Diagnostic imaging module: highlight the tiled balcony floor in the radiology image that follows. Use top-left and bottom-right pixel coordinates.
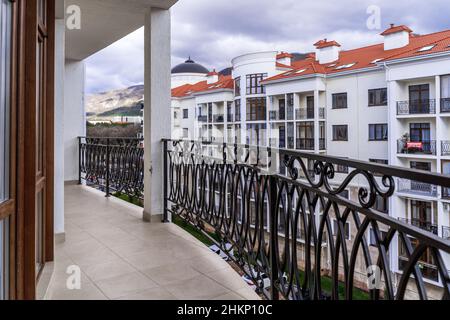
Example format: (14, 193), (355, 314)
(44, 185), (259, 300)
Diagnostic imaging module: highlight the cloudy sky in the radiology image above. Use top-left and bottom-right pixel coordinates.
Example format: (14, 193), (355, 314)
(85, 0), (450, 94)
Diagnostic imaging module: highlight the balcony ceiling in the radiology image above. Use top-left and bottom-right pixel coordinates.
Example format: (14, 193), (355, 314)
(63, 0), (178, 60)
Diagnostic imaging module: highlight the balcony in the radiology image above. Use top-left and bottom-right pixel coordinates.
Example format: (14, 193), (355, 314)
(441, 98), (450, 113)
(397, 178), (438, 197)
(443, 226), (450, 240)
(296, 138), (315, 151)
(442, 187), (450, 200)
(295, 108), (314, 120)
(397, 140), (436, 156)
(269, 110), (285, 121)
(213, 114), (224, 123)
(319, 138), (326, 150)
(44, 185), (258, 300)
(397, 99), (436, 115)
(398, 218), (438, 235)
(442, 141), (450, 156)
(319, 107), (326, 119)
(163, 139), (450, 300)
(197, 115), (208, 123)
(227, 113), (234, 123)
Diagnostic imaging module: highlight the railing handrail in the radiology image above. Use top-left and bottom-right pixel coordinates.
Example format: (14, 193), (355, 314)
(163, 138), (450, 188)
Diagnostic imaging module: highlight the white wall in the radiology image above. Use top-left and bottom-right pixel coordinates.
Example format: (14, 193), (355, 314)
(54, 19), (66, 235)
(64, 60), (86, 182)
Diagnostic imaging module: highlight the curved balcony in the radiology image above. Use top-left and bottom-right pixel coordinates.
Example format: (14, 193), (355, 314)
(397, 99), (436, 115)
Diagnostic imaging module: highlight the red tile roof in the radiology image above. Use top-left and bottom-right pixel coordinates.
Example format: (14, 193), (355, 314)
(276, 52), (293, 59)
(263, 29), (450, 83)
(315, 40), (341, 49)
(380, 24), (413, 36)
(172, 75), (234, 98)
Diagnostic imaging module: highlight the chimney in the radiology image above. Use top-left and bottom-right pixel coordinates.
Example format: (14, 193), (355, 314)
(207, 69), (219, 84)
(276, 52), (293, 66)
(381, 24), (413, 50)
(314, 39), (341, 64)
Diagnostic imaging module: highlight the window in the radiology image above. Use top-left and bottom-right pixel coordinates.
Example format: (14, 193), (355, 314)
(369, 124), (388, 141)
(333, 220), (351, 240)
(410, 161), (431, 172)
(182, 109), (188, 119)
(332, 93), (347, 109)
(235, 99), (241, 121)
(246, 97), (266, 121)
(246, 73), (267, 95)
(332, 125), (348, 141)
(374, 194), (389, 213)
(368, 88), (387, 106)
(369, 229), (387, 247)
(339, 190), (350, 199)
(234, 77), (241, 96)
(182, 128), (189, 138)
(0, 0), (12, 301)
(246, 123), (266, 146)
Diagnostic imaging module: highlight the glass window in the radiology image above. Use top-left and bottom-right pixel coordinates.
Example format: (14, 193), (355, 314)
(182, 109), (188, 119)
(332, 93), (347, 109)
(368, 88), (388, 106)
(369, 123), (388, 141)
(246, 97), (266, 121)
(332, 219), (351, 240)
(246, 73), (267, 95)
(332, 125), (348, 141)
(234, 77), (241, 97)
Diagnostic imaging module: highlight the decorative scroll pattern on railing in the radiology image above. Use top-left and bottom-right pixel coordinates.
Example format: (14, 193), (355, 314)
(163, 139), (450, 300)
(397, 99), (436, 115)
(79, 137), (144, 199)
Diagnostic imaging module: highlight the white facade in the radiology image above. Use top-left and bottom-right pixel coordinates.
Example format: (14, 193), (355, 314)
(171, 33), (450, 290)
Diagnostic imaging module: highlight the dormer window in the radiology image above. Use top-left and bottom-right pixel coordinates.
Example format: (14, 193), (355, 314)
(335, 63), (356, 70)
(371, 58), (383, 64)
(295, 69), (307, 74)
(418, 45), (435, 52)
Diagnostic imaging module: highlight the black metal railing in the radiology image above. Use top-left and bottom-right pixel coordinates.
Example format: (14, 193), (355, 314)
(295, 108), (315, 120)
(78, 137), (144, 199)
(398, 218), (438, 235)
(397, 139), (437, 155)
(442, 141), (450, 156)
(397, 178), (438, 197)
(213, 114), (224, 123)
(162, 139), (450, 300)
(443, 187), (450, 200)
(197, 115), (208, 122)
(441, 98), (450, 113)
(296, 138), (315, 151)
(397, 99), (436, 115)
(227, 113), (234, 123)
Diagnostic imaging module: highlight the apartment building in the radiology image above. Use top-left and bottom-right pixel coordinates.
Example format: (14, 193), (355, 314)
(171, 24), (450, 295)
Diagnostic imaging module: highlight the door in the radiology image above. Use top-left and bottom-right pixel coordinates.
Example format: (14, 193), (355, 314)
(279, 126), (285, 149)
(410, 200), (434, 231)
(306, 96), (314, 119)
(0, 0), (13, 300)
(278, 99), (285, 120)
(409, 84), (430, 113)
(410, 123), (431, 153)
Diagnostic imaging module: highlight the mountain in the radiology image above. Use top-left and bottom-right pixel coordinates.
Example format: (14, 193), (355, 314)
(86, 85), (144, 117)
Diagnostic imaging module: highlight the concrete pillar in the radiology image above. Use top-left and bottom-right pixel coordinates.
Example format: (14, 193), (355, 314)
(143, 7), (171, 222)
(64, 60), (86, 182)
(54, 18), (65, 240)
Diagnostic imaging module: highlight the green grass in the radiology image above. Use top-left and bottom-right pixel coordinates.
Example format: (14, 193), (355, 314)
(113, 192), (143, 208)
(172, 215), (220, 246)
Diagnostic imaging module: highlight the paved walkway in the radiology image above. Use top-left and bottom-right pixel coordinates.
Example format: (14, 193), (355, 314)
(44, 185), (259, 300)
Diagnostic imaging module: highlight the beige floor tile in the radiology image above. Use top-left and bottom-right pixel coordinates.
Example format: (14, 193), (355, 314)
(166, 275), (230, 300)
(69, 246), (120, 268)
(206, 268), (249, 291)
(109, 239), (154, 258)
(115, 287), (177, 300)
(188, 253), (232, 274)
(212, 292), (246, 300)
(46, 282), (108, 300)
(123, 249), (179, 270)
(95, 271), (158, 299)
(83, 258), (137, 282)
(142, 262), (201, 286)
(235, 286), (261, 300)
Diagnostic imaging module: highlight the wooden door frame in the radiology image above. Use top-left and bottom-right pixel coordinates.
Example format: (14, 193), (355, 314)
(10, 0), (55, 300)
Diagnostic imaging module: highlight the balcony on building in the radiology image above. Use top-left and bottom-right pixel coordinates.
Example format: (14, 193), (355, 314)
(397, 178), (438, 198)
(213, 114), (225, 123)
(397, 99), (436, 115)
(397, 139), (437, 156)
(441, 98), (450, 113)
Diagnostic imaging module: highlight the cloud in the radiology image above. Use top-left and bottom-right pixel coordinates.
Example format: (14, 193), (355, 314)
(85, 0), (450, 93)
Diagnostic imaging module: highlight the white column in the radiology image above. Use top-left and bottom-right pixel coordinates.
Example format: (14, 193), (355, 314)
(314, 90), (320, 152)
(54, 18), (65, 239)
(143, 7), (171, 222)
(64, 60), (86, 182)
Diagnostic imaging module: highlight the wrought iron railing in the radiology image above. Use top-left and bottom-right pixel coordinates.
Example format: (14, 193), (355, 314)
(162, 139), (450, 300)
(443, 187), (450, 200)
(397, 179), (438, 197)
(213, 114), (224, 123)
(398, 218), (438, 235)
(442, 141), (450, 156)
(295, 108), (315, 120)
(397, 139), (437, 155)
(197, 115), (208, 122)
(441, 98), (450, 113)
(296, 138), (315, 151)
(397, 99), (436, 115)
(78, 137), (144, 199)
